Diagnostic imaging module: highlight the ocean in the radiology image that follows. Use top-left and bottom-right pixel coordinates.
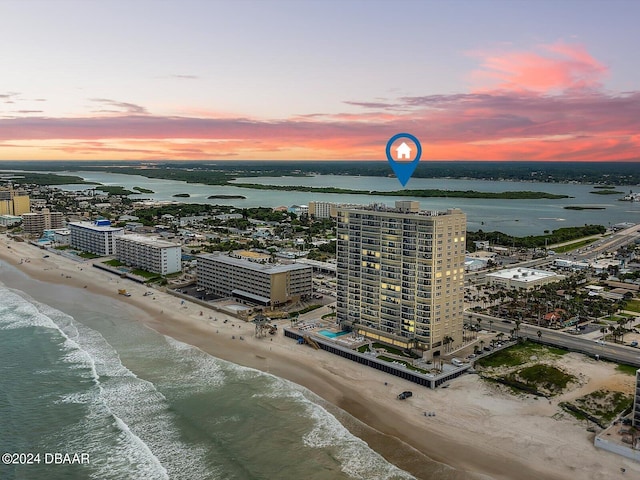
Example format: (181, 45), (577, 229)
(0, 262), (427, 480)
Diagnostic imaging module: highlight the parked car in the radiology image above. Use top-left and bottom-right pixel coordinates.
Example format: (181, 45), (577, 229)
(397, 391), (413, 400)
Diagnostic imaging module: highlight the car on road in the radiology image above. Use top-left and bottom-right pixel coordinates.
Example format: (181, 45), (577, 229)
(397, 391), (413, 400)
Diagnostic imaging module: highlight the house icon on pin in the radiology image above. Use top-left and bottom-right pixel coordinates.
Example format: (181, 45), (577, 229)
(396, 142), (412, 160)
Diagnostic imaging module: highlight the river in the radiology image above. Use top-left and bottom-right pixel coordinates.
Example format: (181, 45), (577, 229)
(53, 171), (640, 235)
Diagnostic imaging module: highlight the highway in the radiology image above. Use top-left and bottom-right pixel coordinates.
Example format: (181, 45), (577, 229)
(465, 311), (640, 368)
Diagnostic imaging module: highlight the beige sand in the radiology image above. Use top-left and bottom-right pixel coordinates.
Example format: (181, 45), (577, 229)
(1, 235), (638, 480)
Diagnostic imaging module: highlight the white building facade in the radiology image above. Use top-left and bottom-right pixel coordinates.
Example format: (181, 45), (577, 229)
(485, 267), (564, 290)
(115, 234), (182, 275)
(69, 221), (124, 256)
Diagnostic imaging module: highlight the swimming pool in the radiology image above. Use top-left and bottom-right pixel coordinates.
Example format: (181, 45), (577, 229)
(318, 329), (349, 339)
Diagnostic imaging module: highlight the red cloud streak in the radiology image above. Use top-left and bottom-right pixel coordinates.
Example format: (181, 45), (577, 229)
(0, 42), (637, 161)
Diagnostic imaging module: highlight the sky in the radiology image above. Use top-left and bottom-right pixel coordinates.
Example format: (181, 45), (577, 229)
(1, 0), (640, 162)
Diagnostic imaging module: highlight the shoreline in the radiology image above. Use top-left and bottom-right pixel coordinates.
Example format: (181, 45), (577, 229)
(1, 236), (638, 480)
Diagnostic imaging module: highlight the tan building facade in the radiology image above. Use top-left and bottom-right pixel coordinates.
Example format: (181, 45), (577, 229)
(0, 188), (30, 215)
(21, 209), (64, 236)
(336, 201), (466, 355)
(196, 253), (313, 306)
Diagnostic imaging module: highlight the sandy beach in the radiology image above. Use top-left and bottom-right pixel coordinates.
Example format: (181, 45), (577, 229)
(1, 235), (638, 480)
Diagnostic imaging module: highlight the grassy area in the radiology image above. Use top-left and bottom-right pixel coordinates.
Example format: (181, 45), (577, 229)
(78, 251), (100, 259)
(321, 312), (336, 319)
(624, 299), (640, 313)
(376, 355), (428, 374)
(103, 259), (124, 267)
(565, 389), (633, 424)
(131, 269), (161, 280)
(553, 238), (597, 253)
(513, 364), (575, 393)
(54, 245), (71, 250)
(476, 341), (568, 368)
(357, 342), (420, 359)
(615, 364), (639, 376)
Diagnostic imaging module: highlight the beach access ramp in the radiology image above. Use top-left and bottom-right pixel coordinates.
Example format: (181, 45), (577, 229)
(302, 335), (320, 350)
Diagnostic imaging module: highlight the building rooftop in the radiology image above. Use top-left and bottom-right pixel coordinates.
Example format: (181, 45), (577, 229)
(198, 253), (312, 274)
(118, 234), (181, 248)
(68, 221), (123, 232)
(338, 201), (464, 217)
(486, 267), (559, 283)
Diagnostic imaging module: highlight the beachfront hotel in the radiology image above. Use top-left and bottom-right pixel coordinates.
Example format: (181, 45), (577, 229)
(115, 234), (182, 275)
(196, 253), (313, 307)
(69, 220), (124, 256)
(336, 201), (466, 356)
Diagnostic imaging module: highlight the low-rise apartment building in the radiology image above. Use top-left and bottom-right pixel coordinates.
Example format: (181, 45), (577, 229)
(196, 253), (313, 306)
(115, 234), (182, 275)
(69, 220), (124, 256)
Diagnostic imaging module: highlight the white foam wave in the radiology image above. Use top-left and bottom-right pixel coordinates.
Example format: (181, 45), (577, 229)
(160, 335), (227, 392)
(302, 397), (415, 480)
(252, 373), (415, 480)
(0, 287), (215, 480)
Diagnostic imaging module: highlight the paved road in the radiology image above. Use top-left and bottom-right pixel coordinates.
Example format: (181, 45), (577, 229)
(465, 311), (640, 367)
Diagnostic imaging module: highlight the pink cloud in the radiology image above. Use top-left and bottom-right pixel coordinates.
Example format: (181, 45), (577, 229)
(470, 41), (608, 93)
(0, 42), (638, 162)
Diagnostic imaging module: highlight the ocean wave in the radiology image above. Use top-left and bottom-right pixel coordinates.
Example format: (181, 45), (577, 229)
(0, 287), (215, 480)
(160, 336), (227, 392)
(301, 392), (415, 480)
(253, 373), (415, 480)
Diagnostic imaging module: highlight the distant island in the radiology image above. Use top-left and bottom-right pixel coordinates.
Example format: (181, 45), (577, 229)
(231, 183), (571, 199)
(133, 186), (154, 194)
(589, 190), (623, 195)
(173, 193), (190, 198)
(564, 206), (606, 210)
(207, 194), (246, 199)
(95, 186), (134, 195)
(4, 160), (640, 186)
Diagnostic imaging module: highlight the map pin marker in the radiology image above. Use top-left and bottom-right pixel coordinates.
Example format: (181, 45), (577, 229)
(385, 133), (422, 187)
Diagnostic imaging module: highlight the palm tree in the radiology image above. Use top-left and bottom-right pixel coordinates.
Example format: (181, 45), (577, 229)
(443, 335), (454, 353)
(480, 340), (485, 352)
(537, 330), (542, 340)
(488, 319), (493, 332)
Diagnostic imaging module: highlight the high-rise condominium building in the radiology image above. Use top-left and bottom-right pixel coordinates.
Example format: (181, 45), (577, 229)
(336, 201), (466, 356)
(21, 209), (64, 235)
(0, 187), (30, 215)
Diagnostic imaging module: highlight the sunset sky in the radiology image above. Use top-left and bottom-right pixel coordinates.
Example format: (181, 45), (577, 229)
(1, 0), (639, 162)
